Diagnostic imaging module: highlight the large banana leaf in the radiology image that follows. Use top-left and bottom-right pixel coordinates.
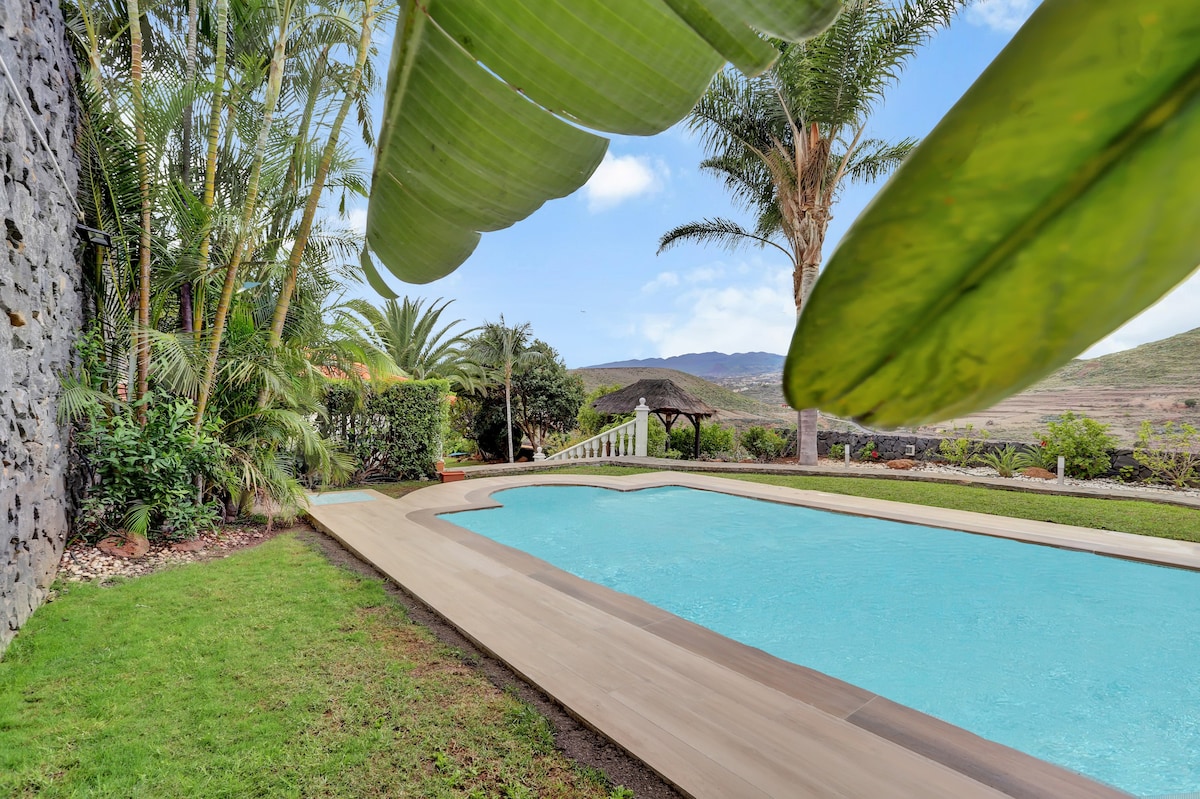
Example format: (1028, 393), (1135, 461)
(784, 0), (1200, 427)
(366, 0), (842, 284)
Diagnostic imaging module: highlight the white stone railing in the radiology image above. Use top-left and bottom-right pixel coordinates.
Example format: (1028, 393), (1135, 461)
(539, 399), (649, 461)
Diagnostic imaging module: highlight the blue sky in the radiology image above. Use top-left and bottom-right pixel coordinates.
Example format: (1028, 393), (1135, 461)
(342, 0), (1200, 369)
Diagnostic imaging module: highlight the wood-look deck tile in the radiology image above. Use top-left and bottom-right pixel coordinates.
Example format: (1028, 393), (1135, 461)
(305, 480), (1136, 799)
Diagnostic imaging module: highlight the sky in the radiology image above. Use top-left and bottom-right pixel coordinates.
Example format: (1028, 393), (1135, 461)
(340, 0), (1200, 369)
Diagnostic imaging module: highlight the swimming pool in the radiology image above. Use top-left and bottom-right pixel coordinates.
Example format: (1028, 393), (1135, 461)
(447, 484), (1200, 798)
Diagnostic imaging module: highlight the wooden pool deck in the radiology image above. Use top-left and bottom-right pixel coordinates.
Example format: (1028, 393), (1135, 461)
(305, 471), (1158, 799)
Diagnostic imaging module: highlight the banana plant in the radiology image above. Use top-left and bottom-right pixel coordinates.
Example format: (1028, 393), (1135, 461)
(361, 0), (845, 287)
(784, 0), (1200, 427)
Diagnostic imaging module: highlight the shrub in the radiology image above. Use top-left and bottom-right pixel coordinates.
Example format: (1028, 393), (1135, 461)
(76, 391), (228, 542)
(1037, 411), (1117, 479)
(1186, 398), (1198, 409)
(577, 384), (628, 437)
(669, 422), (735, 459)
(1133, 421), (1200, 487)
(856, 441), (880, 461)
(828, 443), (846, 460)
(740, 426), (785, 461)
(938, 437), (980, 468)
(323, 379), (449, 479)
(976, 445), (1024, 477)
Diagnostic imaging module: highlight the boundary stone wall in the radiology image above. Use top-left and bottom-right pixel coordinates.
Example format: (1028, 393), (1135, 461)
(1, 0), (82, 655)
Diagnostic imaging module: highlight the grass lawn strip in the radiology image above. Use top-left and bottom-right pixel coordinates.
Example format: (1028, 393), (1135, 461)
(534, 465), (1200, 542)
(0, 535), (621, 799)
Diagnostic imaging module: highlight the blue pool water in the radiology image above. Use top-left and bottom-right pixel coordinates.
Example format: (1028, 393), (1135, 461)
(447, 485), (1200, 797)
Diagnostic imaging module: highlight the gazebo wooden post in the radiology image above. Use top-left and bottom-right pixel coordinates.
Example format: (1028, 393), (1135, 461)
(691, 413), (701, 459)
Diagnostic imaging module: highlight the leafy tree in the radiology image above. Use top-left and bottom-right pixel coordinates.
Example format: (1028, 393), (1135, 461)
(660, 0), (963, 465)
(510, 342), (586, 452)
(469, 318), (544, 463)
(577, 384), (628, 437)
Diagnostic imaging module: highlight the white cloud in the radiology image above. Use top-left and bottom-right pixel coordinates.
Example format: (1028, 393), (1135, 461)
(641, 271), (680, 293)
(635, 266), (796, 356)
(966, 0), (1039, 33)
(346, 207), (368, 235)
(1081, 270), (1200, 358)
(582, 152), (669, 212)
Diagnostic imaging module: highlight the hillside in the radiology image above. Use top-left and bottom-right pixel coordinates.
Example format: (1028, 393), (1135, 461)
(586, 351), (785, 379)
(572, 367), (792, 424)
(1033, 326), (1200, 390)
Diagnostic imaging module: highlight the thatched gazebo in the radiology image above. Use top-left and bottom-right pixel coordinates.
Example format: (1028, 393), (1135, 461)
(591, 379), (715, 458)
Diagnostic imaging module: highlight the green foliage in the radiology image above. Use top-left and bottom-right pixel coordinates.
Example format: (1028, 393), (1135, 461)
(784, 3), (1200, 427)
(366, 0), (842, 283)
(856, 441), (880, 462)
(1038, 412), (1118, 479)
(975, 445), (1026, 478)
(646, 416), (668, 458)
(322, 379), (449, 480)
(577, 384), (627, 437)
(939, 437), (983, 468)
(510, 343), (586, 450)
(75, 391), (227, 542)
(740, 426), (785, 461)
(1134, 421), (1200, 487)
(669, 423), (735, 459)
(0, 537), (619, 797)
(1186, 398), (1198, 409)
(828, 443), (846, 460)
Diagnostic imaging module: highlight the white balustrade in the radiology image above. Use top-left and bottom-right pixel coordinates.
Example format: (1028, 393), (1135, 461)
(544, 398), (651, 461)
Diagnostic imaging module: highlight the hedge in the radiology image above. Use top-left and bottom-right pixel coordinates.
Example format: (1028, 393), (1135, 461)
(322, 379), (449, 481)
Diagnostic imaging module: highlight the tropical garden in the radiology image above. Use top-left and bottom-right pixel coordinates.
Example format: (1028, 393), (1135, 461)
(4, 0), (1199, 795)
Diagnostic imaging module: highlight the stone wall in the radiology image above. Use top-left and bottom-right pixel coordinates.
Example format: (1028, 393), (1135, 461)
(0, 0), (82, 654)
(812, 431), (1151, 480)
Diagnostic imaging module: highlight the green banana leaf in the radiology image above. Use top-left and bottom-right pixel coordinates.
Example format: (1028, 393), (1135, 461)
(365, 0), (842, 284)
(784, 0), (1200, 427)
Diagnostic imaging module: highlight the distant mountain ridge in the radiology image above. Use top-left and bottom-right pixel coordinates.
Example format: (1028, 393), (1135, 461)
(586, 351), (785, 379)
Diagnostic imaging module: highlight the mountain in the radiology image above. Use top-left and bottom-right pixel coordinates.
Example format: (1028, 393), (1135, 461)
(585, 351), (785, 379)
(1034, 326), (1200, 390)
(572, 367), (793, 424)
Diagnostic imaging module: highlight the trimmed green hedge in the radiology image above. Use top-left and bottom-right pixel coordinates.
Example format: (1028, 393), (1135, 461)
(322, 379), (449, 480)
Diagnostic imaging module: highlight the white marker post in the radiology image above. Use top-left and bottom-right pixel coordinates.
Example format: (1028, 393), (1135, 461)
(1057, 455), (1066, 485)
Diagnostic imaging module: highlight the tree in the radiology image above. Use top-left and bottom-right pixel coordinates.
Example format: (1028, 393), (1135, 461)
(469, 319), (544, 463)
(341, 297), (479, 384)
(659, 0), (963, 464)
(510, 342), (586, 452)
(578, 384), (628, 437)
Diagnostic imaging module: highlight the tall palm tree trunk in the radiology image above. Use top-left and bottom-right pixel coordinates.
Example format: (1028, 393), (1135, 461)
(179, 0), (199, 334)
(195, 7), (293, 427)
(505, 371), (514, 463)
(795, 259), (822, 465)
(267, 0), (375, 349)
(192, 0), (228, 341)
(128, 0), (151, 422)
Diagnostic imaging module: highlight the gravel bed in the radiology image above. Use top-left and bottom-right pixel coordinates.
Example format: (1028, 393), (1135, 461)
(57, 525), (284, 583)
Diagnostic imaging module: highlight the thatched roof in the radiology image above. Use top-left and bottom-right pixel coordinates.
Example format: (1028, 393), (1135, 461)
(590, 379), (715, 417)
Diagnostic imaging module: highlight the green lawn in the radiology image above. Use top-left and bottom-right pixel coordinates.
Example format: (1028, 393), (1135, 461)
(0, 535), (623, 799)
(535, 465), (1200, 542)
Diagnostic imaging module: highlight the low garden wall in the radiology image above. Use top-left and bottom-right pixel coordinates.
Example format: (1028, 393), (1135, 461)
(810, 431), (1151, 481)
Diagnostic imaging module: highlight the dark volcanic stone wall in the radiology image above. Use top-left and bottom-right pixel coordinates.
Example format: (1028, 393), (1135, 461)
(0, 0), (82, 654)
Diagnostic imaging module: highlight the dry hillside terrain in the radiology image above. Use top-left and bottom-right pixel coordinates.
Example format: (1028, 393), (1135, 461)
(579, 327), (1200, 444)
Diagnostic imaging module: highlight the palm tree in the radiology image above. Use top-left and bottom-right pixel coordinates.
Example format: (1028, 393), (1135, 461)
(470, 318), (544, 463)
(659, 0), (963, 465)
(341, 296), (480, 384)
